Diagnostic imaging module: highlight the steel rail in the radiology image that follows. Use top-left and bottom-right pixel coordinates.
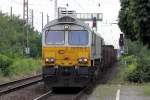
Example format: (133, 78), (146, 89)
(33, 91), (53, 100)
(0, 74), (41, 88)
(0, 74), (42, 96)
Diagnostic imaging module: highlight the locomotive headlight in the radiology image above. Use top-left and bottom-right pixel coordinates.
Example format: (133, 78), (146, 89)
(45, 58), (49, 62)
(78, 58), (88, 64)
(83, 58), (88, 62)
(45, 58), (55, 63)
(50, 58), (55, 62)
(78, 58), (83, 62)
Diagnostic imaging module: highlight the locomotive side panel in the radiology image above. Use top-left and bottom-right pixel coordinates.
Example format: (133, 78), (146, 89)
(91, 33), (103, 68)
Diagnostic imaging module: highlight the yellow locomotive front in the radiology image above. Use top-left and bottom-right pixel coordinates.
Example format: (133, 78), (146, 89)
(43, 47), (91, 67)
(42, 16), (95, 88)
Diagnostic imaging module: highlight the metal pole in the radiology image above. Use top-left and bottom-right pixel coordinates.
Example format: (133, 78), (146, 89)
(42, 12), (44, 31)
(23, 0), (29, 55)
(10, 6), (12, 19)
(49, 0), (58, 18)
(55, 0), (57, 18)
(23, 0), (25, 21)
(0, 9), (2, 15)
(26, 0), (29, 54)
(32, 9), (34, 28)
(47, 14), (49, 24)
(23, 0), (25, 55)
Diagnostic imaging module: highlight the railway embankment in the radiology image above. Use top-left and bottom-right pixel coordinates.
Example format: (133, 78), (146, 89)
(111, 40), (150, 84)
(0, 13), (42, 83)
(0, 56), (41, 83)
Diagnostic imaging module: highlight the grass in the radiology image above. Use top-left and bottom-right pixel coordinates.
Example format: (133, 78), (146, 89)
(10, 58), (42, 76)
(89, 85), (118, 100)
(110, 61), (128, 84)
(110, 55), (138, 84)
(142, 84), (150, 96)
(0, 58), (42, 83)
(109, 57), (150, 96)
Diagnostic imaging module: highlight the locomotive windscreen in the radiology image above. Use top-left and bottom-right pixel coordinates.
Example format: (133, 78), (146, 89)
(68, 31), (89, 45)
(45, 31), (65, 44)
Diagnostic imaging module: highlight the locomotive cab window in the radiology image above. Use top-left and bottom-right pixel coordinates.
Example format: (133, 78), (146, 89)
(45, 31), (65, 45)
(68, 31), (89, 45)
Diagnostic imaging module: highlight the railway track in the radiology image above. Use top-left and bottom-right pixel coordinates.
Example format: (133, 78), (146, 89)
(0, 74), (42, 96)
(33, 91), (53, 100)
(33, 83), (94, 100)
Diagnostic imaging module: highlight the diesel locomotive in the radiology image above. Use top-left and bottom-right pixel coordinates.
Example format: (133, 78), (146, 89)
(42, 15), (116, 88)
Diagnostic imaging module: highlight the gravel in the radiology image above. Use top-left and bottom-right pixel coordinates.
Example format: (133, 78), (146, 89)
(0, 63), (118, 100)
(0, 82), (47, 100)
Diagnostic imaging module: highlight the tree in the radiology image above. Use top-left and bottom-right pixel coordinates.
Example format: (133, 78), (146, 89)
(118, 0), (150, 46)
(0, 14), (41, 58)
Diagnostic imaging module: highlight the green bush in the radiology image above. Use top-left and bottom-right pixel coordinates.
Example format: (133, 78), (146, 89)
(10, 58), (41, 76)
(121, 40), (150, 83)
(0, 54), (12, 76)
(0, 13), (42, 79)
(119, 55), (138, 81)
(127, 57), (150, 83)
(0, 14), (41, 58)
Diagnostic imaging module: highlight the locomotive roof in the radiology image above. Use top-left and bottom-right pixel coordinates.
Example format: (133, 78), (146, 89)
(43, 15), (91, 31)
(43, 15), (104, 40)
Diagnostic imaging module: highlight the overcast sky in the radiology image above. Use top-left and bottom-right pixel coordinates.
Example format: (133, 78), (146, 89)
(0, 0), (121, 48)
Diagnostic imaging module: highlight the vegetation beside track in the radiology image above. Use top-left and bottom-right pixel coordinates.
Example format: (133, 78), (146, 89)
(142, 83), (150, 96)
(112, 40), (150, 84)
(88, 85), (117, 100)
(0, 51), (42, 82)
(9, 58), (41, 76)
(118, 0), (150, 94)
(0, 14), (41, 58)
(0, 13), (42, 81)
